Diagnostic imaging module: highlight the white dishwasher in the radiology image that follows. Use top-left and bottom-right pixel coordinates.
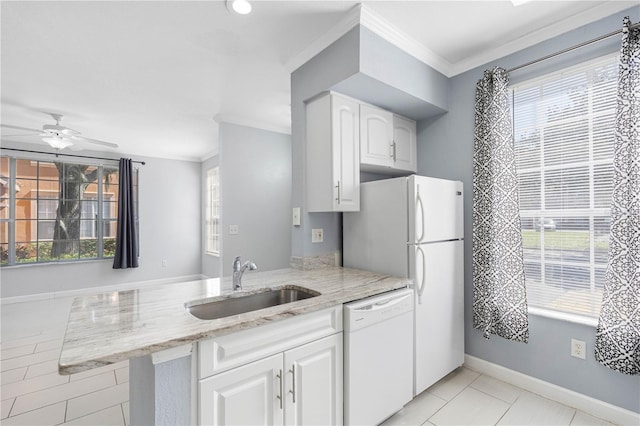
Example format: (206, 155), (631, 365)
(344, 288), (414, 426)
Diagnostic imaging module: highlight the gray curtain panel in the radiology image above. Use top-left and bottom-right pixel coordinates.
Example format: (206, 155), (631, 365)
(472, 67), (529, 343)
(113, 158), (139, 269)
(595, 17), (640, 375)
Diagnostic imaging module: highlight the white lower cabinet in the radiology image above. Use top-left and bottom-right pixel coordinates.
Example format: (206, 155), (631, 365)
(197, 306), (344, 426)
(200, 353), (284, 426)
(284, 334), (343, 426)
(200, 334), (343, 426)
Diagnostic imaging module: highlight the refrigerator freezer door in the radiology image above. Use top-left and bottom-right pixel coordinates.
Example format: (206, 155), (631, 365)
(343, 177), (409, 278)
(411, 240), (465, 395)
(408, 176), (463, 243)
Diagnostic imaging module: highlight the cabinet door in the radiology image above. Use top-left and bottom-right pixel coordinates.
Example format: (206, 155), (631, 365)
(283, 334), (343, 426)
(331, 96), (360, 212)
(200, 353), (284, 426)
(393, 115), (417, 173)
(360, 104), (393, 168)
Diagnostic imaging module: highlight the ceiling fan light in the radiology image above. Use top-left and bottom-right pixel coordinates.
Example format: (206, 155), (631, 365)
(43, 136), (73, 150)
(227, 0), (252, 15)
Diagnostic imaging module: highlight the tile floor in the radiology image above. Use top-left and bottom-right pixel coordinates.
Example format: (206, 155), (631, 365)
(1, 296), (618, 426)
(1, 297), (129, 425)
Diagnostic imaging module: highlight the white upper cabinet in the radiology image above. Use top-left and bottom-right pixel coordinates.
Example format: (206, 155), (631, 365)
(360, 104), (394, 169)
(392, 114), (417, 173)
(306, 92), (360, 212)
(360, 104), (417, 174)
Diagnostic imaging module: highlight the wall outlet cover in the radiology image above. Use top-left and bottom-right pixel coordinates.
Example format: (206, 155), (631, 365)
(571, 339), (586, 359)
(312, 228), (323, 243)
(229, 225), (239, 235)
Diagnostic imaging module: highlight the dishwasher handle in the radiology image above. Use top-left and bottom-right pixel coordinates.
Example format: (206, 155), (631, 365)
(353, 292), (412, 312)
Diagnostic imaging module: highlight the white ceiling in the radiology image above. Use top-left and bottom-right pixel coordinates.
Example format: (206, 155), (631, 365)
(1, 1), (636, 161)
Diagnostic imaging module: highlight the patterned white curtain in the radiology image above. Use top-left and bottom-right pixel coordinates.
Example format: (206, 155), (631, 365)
(595, 17), (640, 375)
(472, 67), (529, 343)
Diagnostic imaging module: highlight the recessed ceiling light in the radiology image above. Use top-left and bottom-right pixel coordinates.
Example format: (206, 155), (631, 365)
(227, 0), (252, 15)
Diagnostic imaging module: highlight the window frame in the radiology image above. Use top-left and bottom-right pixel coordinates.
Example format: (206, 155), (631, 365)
(511, 53), (618, 324)
(205, 166), (220, 257)
(1, 155), (132, 266)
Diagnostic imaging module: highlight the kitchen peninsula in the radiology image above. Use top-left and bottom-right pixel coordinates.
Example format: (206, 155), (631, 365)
(59, 267), (411, 425)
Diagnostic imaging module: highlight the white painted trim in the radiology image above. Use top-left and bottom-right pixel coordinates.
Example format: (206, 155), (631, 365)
(213, 113), (291, 136)
(284, 4), (362, 73)
(151, 344), (193, 365)
(0, 274), (209, 305)
(464, 354), (640, 426)
(359, 4), (452, 77)
(529, 307), (598, 328)
(450, 2), (634, 76)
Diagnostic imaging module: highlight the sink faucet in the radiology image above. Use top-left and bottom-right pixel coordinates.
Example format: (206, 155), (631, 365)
(232, 256), (258, 291)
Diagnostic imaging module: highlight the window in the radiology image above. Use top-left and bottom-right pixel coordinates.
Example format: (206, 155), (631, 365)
(0, 157), (131, 266)
(205, 167), (220, 256)
(512, 54), (618, 320)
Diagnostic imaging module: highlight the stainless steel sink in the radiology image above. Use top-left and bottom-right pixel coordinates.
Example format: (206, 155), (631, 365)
(186, 286), (320, 320)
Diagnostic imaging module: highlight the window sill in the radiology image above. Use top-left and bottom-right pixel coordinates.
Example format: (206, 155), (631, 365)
(1, 258), (113, 269)
(529, 306), (598, 328)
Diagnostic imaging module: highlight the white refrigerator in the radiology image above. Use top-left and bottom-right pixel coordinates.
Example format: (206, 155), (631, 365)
(343, 175), (464, 396)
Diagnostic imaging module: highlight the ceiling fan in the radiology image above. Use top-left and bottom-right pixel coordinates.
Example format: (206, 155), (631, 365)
(1, 113), (119, 150)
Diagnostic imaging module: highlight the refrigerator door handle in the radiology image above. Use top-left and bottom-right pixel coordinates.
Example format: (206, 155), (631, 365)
(416, 184), (425, 243)
(416, 245), (426, 304)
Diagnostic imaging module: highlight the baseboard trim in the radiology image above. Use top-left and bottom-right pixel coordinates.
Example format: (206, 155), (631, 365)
(464, 354), (639, 425)
(1, 274), (209, 305)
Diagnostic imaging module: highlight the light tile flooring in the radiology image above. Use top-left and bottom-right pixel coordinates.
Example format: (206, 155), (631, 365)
(1, 297), (129, 425)
(1, 296), (618, 426)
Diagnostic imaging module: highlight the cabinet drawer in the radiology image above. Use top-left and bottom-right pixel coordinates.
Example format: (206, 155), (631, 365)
(199, 306), (342, 378)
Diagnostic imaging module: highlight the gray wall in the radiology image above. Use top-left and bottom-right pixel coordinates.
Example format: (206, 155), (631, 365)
(291, 25), (448, 261)
(417, 8), (640, 412)
(201, 154), (220, 278)
(0, 143), (202, 298)
(219, 123), (292, 277)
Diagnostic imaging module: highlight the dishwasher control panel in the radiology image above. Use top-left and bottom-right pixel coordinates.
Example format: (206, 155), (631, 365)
(344, 288), (413, 332)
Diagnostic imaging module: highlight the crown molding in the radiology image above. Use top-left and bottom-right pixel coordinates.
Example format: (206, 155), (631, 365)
(358, 4), (453, 77)
(213, 113), (291, 136)
(284, 4), (362, 74)
(450, 1), (635, 76)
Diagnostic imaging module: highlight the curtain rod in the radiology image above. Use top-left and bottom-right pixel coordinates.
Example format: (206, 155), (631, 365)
(507, 20), (639, 73)
(0, 147), (146, 165)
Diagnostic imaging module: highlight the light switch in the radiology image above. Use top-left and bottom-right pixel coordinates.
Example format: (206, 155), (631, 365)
(293, 207), (301, 226)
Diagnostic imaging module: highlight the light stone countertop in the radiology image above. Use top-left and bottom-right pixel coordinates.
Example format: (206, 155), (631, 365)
(59, 267), (412, 374)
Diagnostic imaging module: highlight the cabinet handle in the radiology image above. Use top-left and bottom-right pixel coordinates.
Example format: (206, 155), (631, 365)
(289, 365), (296, 403)
(277, 369), (283, 410)
(391, 141), (397, 162)
(335, 181), (341, 204)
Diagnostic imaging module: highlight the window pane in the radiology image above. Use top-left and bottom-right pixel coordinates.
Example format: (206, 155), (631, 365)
(543, 220), (590, 263)
(103, 219), (117, 239)
(0, 243), (7, 265)
(594, 217), (610, 263)
(518, 172), (541, 210)
(80, 239), (98, 259)
(103, 237), (117, 257)
(593, 164), (614, 208)
(38, 179), (60, 194)
(15, 241), (37, 263)
(38, 220), (56, 240)
(15, 219), (36, 243)
(38, 199), (59, 220)
(544, 167), (589, 209)
(51, 239), (80, 261)
(16, 179), (37, 199)
(543, 120), (589, 166)
(81, 200), (98, 219)
(80, 219), (97, 238)
(35, 161), (59, 181)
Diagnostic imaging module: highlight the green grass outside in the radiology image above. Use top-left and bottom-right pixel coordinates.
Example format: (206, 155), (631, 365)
(522, 230), (608, 251)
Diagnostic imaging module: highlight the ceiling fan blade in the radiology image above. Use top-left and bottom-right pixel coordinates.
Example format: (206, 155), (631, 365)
(71, 135), (119, 149)
(1, 124), (42, 133)
(2, 132), (42, 137)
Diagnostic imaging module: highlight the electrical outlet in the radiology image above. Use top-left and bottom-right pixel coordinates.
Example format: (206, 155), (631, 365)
(229, 225), (239, 235)
(571, 339), (586, 359)
(161, 259), (168, 268)
(312, 228), (323, 243)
